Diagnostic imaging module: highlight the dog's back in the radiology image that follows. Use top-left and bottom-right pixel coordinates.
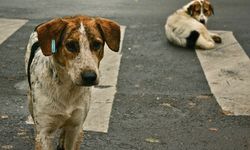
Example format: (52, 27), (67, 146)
(165, 9), (202, 49)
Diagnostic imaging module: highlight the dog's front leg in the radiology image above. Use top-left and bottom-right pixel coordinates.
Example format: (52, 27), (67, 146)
(61, 108), (88, 150)
(57, 129), (83, 150)
(63, 126), (83, 150)
(35, 130), (55, 150)
(196, 34), (215, 49)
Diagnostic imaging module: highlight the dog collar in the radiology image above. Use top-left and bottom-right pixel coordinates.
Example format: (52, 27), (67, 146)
(51, 39), (57, 54)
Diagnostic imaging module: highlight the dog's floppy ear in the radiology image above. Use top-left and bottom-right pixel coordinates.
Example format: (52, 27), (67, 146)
(187, 1), (201, 16)
(204, 0), (214, 16)
(187, 4), (195, 16)
(96, 18), (121, 52)
(209, 4), (214, 15)
(36, 18), (67, 56)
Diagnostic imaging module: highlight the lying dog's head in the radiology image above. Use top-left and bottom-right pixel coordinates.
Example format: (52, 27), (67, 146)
(36, 16), (120, 86)
(185, 0), (214, 25)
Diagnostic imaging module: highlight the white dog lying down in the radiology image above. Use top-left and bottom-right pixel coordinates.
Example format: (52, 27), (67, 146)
(165, 0), (222, 49)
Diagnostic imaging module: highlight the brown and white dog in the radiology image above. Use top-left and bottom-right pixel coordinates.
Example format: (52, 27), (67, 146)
(25, 16), (120, 150)
(165, 0), (222, 49)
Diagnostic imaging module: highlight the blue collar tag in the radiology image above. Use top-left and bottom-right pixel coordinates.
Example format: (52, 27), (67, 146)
(51, 39), (57, 54)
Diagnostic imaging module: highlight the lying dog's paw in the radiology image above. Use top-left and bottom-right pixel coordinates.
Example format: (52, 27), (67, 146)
(212, 35), (222, 43)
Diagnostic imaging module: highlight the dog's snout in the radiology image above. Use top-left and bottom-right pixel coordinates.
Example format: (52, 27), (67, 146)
(81, 71), (97, 86)
(200, 19), (205, 25)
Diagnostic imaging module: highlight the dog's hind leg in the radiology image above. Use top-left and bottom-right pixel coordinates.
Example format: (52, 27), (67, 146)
(196, 34), (215, 49)
(186, 30), (200, 49)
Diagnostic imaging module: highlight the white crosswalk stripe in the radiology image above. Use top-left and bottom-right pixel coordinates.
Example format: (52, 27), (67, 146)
(0, 18), (27, 44)
(83, 26), (126, 132)
(196, 31), (250, 116)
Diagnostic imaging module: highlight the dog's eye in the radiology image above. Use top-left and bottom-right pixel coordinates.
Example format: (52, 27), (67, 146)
(91, 41), (102, 51)
(204, 9), (210, 15)
(65, 40), (80, 52)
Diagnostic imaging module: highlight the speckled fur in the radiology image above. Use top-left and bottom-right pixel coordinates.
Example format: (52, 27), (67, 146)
(25, 16), (121, 150)
(26, 31), (91, 150)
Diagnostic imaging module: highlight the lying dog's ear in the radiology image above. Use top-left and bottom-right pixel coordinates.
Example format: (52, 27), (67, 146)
(36, 18), (67, 56)
(209, 4), (214, 15)
(96, 18), (121, 52)
(187, 4), (195, 16)
(187, 1), (201, 16)
(204, 0), (214, 16)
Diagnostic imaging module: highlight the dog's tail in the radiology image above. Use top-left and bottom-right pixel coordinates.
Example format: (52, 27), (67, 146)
(25, 32), (40, 89)
(25, 32), (39, 74)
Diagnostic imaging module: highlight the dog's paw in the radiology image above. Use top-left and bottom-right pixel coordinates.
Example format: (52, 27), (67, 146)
(212, 35), (222, 43)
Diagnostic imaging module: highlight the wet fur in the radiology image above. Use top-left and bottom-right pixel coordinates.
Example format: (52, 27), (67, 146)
(25, 16), (120, 150)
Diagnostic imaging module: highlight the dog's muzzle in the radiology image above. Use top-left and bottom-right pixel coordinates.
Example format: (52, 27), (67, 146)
(200, 19), (206, 25)
(80, 71), (98, 86)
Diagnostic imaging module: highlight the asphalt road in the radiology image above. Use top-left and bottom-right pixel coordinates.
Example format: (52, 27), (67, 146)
(0, 0), (250, 150)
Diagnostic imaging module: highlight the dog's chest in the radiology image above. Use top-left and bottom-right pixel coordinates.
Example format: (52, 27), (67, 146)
(30, 52), (91, 119)
(33, 81), (91, 112)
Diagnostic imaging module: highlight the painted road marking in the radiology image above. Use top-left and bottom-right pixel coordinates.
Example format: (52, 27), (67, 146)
(0, 18), (28, 44)
(196, 31), (250, 116)
(83, 26), (126, 133)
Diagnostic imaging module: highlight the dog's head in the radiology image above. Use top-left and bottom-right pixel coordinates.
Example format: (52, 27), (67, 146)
(185, 0), (214, 25)
(36, 16), (120, 86)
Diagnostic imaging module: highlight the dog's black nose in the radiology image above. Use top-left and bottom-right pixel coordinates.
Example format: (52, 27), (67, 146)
(81, 71), (97, 86)
(200, 19), (206, 25)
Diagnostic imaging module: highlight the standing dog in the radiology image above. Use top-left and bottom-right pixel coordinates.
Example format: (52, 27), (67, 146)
(165, 0), (222, 49)
(25, 16), (120, 150)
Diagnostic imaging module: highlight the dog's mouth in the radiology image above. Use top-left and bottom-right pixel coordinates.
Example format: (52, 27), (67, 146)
(75, 81), (99, 87)
(82, 81), (99, 87)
